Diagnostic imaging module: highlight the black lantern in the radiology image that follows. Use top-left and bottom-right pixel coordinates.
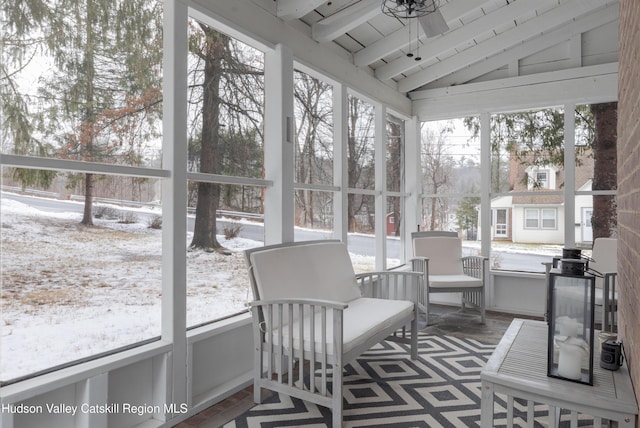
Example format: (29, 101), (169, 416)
(547, 266), (596, 385)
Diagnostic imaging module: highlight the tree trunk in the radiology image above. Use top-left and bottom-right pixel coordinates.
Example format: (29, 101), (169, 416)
(429, 195), (437, 230)
(80, 0), (96, 227)
(590, 102), (617, 240)
(80, 173), (94, 225)
(190, 28), (226, 249)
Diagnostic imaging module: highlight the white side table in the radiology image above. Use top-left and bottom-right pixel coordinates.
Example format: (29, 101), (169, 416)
(481, 319), (638, 427)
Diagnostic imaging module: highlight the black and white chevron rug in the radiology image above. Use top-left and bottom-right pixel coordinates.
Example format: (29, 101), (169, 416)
(224, 333), (601, 427)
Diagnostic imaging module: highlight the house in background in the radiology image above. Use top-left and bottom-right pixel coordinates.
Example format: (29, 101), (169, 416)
(490, 150), (594, 246)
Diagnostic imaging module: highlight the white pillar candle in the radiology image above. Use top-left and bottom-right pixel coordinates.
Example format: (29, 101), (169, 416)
(557, 338), (587, 380)
(557, 316), (581, 337)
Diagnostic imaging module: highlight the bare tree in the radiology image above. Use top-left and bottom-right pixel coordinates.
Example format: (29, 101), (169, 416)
(347, 96), (375, 232)
(293, 71), (333, 227)
(421, 124), (455, 230)
(387, 118), (403, 236)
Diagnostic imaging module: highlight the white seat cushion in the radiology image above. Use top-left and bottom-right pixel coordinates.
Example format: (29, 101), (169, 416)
(428, 274), (482, 289)
(269, 297), (414, 355)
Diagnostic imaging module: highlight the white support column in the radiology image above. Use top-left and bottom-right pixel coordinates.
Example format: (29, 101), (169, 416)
(480, 113), (492, 307)
(76, 375), (108, 428)
(1, 408), (13, 428)
(480, 113), (492, 258)
(162, 0), (188, 412)
(404, 116), (421, 262)
(264, 44), (295, 245)
(375, 103), (387, 270)
(564, 104), (576, 248)
(333, 83), (349, 243)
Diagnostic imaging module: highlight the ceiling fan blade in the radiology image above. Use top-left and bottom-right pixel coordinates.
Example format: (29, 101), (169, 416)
(418, 9), (449, 38)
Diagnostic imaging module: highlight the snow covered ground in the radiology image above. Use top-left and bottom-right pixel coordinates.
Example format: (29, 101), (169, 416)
(0, 197), (264, 381)
(0, 194), (564, 382)
(0, 196), (380, 382)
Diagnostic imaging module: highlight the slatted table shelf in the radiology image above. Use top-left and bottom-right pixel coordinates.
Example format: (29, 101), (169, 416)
(481, 319), (638, 428)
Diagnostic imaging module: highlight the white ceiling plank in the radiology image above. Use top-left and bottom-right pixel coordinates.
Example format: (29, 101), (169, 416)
(312, 1), (381, 43)
(353, 0), (488, 67)
(418, 4), (618, 89)
(375, 0), (557, 81)
(398, 0), (617, 93)
(276, 0), (326, 20)
(412, 65), (617, 120)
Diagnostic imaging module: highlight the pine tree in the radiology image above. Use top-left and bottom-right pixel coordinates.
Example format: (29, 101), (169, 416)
(2, 0), (163, 225)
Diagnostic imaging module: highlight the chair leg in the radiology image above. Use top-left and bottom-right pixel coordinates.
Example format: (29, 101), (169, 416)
(411, 311), (419, 360)
(254, 342), (263, 404)
(332, 360), (343, 427)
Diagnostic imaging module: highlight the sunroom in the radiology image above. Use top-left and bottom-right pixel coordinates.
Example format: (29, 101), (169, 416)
(1, 0), (639, 427)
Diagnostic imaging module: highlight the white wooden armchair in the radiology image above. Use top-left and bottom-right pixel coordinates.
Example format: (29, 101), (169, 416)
(410, 231), (487, 324)
(590, 237), (618, 332)
(543, 238), (618, 331)
(245, 240), (420, 427)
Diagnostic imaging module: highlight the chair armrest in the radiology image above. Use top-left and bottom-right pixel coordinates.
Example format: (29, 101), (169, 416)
(250, 298), (348, 310)
(249, 299), (348, 353)
(461, 256), (488, 280)
(356, 271), (421, 304)
(409, 257), (429, 276)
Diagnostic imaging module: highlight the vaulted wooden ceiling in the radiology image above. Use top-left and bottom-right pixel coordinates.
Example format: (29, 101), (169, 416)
(205, 0), (619, 119)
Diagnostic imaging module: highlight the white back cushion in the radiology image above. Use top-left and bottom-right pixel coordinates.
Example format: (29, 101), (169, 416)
(590, 238), (617, 274)
(413, 236), (463, 275)
(250, 241), (362, 303)
(590, 237), (617, 291)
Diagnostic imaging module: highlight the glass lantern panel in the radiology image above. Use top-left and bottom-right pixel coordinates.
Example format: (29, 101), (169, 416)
(548, 271), (595, 384)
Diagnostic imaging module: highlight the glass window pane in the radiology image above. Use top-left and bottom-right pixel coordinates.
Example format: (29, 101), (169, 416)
(294, 190), (335, 239)
(542, 208), (557, 229)
(3, 1), (163, 165)
(1, 172), (162, 382)
(347, 194), (375, 273)
(187, 20), (264, 178)
(386, 115), (404, 192)
(347, 95), (375, 191)
(183, 20), (266, 327)
(525, 209), (539, 228)
(386, 196), (403, 268)
(575, 104), (617, 244)
(294, 71), (333, 186)
(186, 182), (263, 327)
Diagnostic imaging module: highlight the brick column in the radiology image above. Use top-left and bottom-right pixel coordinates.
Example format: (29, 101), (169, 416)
(617, 0), (640, 423)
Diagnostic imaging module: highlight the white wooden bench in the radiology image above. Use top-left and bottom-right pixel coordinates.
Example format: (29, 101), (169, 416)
(245, 240), (420, 427)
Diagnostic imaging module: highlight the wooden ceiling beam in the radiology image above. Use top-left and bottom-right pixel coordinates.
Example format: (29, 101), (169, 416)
(276, 0), (326, 21)
(375, 0), (557, 81)
(398, 0), (617, 93)
(312, 1), (381, 43)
